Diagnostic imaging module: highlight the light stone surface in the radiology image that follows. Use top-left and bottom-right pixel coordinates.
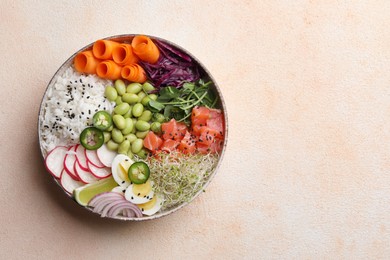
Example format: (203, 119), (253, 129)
(1, 0), (390, 259)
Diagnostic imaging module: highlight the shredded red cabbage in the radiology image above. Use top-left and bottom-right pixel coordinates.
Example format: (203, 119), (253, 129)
(140, 40), (201, 89)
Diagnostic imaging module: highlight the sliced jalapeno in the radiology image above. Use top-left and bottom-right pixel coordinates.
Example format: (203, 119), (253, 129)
(80, 127), (104, 150)
(128, 161), (150, 184)
(92, 111), (113, 131)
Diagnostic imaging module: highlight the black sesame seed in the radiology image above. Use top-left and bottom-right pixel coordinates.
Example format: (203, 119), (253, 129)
(131, 196), (134, 200)
(138, 193), (140, 196)
(122, 181), (125, 184)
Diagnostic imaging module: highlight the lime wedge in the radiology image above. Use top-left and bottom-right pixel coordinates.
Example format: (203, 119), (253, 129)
(74, 177), (118, 206)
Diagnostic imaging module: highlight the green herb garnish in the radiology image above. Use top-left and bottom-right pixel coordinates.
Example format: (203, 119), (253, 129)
(147, 80), (218, 125)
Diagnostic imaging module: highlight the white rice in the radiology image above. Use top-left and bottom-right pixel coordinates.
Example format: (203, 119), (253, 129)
(39, 66), (114, 155)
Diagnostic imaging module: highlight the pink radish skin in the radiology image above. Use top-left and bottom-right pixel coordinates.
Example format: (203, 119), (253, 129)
(75, 144), (89, 171)
(96, 145), (117, 167)
(74, 160), (99, 184)
(85, 149), (105, 168)
(88, 161), (111, 178)
(45, 146), (68, 179)
(60, 169), (83, 195)
(63, 146), (80, 181)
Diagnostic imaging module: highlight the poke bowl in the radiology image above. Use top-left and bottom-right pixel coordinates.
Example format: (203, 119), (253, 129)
(38, 34), (227, 221)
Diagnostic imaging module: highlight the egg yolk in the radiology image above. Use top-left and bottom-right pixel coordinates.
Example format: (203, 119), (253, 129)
(118, 160), (131, 182)
(132, 180), (152, 197)
(138, 195), (157, 210)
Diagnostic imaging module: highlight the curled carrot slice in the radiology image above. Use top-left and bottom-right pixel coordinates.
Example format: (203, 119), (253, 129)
(74, 50), (100, 74)
(131, 35), (160, 64)
(96, 60), (122, 80)
(121, 64), (147, 83)
(92, 40), (120, 60)
(112, 44), (139, 66)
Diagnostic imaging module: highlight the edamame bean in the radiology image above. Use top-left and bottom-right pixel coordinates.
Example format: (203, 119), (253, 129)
(105, 86), (118, 102)
(136, 130), (149, 139)
(138, 110), (152, 122)
(106, 140), (119, 151)
(131, 138), (144, 153)
(135, 120), (150, 131)
(124, 133), (137, 143)
(122, 93), (139, 104)
(137, 92), (146, 103)
(103, 132), (111, 143)
(142, 82), (155, 93)
(152, 113), (165, 123)
(121, 118), (134, 135)
(127, 150), (134, 159)
(115, 79), (126, 96)
(131, 118), (137, 134)
(112, 128), (124, 143)
(141, 96), (151, 106)
(136, 148), (149, 159)
(126, 83), (142, 94)
(113, 114), (126, 130)
(118, 140), (131, 155)
(132, 103), (144, 117)
(150, 122), (162, 134)
(113, 103), (130, 115)
(115, 96), (123, 105)
(123, 106), (132, 118)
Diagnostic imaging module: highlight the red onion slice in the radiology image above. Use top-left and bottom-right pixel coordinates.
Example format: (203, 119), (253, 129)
(88, 192), (123, 207)
(107, 201), (142, 218)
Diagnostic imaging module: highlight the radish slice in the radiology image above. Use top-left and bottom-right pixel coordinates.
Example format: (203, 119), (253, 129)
(75, 144), (89, 170)
(64, 146), (80, 181)
(85, 149), (105, 168)
(45, 146), (68, 178)
(88, 162), (111, 178)
(60, 169), (84, 195)
(74, 161), (99, 184)
(97, 144), (117, 167)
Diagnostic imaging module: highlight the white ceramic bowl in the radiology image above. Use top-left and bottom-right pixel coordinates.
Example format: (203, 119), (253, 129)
(38, 34), (228, 221)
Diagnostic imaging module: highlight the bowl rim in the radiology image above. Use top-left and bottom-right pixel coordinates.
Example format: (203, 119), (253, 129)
(37, 34), (228, 221)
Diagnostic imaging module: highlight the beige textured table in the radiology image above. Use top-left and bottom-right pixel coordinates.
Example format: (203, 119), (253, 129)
(1, 1), (390, 259)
